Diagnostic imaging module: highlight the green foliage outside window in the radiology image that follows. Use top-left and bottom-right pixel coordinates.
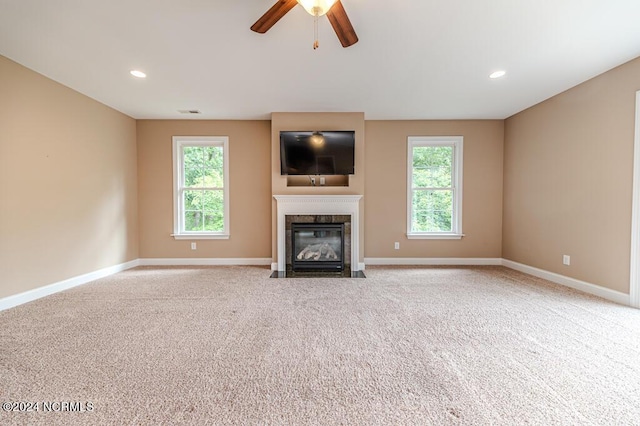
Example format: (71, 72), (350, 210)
(182, 146), (224, 232)
(412, 146), (453, 232)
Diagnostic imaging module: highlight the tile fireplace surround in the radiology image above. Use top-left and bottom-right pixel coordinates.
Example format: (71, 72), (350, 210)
(273, 195), (363, 272)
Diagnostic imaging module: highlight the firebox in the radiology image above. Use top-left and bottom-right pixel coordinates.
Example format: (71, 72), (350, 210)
(291, 223), (344, 271)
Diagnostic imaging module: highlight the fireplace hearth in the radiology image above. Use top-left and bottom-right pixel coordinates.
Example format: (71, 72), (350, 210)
(292, 223), (344, 271)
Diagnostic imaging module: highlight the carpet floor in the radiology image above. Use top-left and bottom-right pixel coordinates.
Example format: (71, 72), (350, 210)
(1, 266), (639, 425)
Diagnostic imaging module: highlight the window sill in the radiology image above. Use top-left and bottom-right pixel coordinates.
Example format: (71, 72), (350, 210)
(406, 233), (464, 240)
(172, 234), (230, 240)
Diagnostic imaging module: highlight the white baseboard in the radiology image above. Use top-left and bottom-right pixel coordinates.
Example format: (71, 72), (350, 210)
(501, 259), (630, 306)
(364, 257), (631, 306)
(0, 258), (273, 311)
(364, 257), (503, 266)
(139, 258), (272, 266)
(0, 259), (140, 312)
(2, 257), (630, 311)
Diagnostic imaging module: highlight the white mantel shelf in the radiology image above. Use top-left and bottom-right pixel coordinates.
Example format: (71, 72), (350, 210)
(273, 195), (363, 272)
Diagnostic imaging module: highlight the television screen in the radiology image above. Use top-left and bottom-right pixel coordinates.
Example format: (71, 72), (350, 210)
(280, 131), (355, 175)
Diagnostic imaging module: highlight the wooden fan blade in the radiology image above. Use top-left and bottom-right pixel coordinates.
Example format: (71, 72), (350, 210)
(326, 1), (358, 48)
(251, 0), (299, 33)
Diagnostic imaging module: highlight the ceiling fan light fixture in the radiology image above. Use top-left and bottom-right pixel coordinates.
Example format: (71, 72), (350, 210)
(297, 0), (338, 16)
(250, 0), (358, 49)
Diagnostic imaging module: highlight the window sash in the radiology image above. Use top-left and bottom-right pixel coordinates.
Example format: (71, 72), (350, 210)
(180, 188), (225, 232)
(411, 188), (454, 233)
(181, 145), (224, 188)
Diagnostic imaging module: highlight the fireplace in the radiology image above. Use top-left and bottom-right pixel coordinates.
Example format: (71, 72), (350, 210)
(291, 223), (344, 271)
(273, 195), (363, 273)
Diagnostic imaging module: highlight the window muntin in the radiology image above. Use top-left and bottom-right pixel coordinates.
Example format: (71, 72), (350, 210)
(172, 137), (229, 239)
(407, 137), (463, 239)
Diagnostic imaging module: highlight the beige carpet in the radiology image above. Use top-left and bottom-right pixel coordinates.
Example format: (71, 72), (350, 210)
(1, 266), (640, 425)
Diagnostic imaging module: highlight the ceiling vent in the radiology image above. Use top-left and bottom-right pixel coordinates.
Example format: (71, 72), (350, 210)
(178, 109), (201, 115)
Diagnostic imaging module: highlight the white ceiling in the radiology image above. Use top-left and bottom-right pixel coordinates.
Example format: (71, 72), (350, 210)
(1, 0), (640, 120)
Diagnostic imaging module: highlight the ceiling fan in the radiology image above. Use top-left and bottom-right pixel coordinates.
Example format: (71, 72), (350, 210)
(251, 0), (358, 49)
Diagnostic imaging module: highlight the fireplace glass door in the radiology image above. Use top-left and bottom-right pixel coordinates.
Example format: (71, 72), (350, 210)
(291, 223), (344, 271)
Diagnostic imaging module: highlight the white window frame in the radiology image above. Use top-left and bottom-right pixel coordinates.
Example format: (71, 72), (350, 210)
(407, 136), (463, 239)
(172, 136), (230, 240)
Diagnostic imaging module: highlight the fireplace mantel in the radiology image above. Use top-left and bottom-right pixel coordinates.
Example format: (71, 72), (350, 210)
(273, 195), (363, 272)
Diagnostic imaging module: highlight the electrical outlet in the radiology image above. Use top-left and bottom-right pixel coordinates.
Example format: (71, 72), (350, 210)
(191, 242), (197, 250)
(563, 255), (570, 265)
(320, 177), (325, 186)
(310, 177), (316, 186)
(394, 242), (400, 250)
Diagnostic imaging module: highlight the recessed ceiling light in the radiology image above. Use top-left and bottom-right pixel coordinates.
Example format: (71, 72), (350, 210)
(130, 70), (146, 78)
(489, 70), (506, 79)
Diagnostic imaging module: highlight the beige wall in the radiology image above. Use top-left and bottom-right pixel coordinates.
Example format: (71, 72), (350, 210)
(364, 121), (504, 258)
(137, 120), (272, 259)
(0, 56), (138, 299)
(4, 47), (638, 299)
(503, 57), (640, 294)
(270, 112), (366, 265)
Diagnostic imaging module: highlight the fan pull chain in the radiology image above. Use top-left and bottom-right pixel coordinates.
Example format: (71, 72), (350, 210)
(313, 13), (319, 49)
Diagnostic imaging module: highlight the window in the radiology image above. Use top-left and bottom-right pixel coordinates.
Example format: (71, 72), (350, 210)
(172, 136), (229, 239)
(407, 136), (463, 239)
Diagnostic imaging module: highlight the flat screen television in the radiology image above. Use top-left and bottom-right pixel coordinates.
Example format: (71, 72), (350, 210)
(280, 131), (355, 175)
